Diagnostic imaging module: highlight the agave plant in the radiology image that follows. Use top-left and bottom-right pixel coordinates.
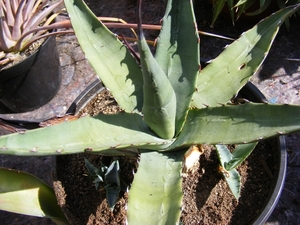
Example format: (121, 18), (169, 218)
(0, 0), (64, 52)
(211, 0), (300, 26)
(0, 0), (136, 65)
(84, 158), (126, 210)
(0, 0), (228, 66)
(1, 0), (300, 224)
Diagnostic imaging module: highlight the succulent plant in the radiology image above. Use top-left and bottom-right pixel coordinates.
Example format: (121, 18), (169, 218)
(0, 0), (300, 224)
(84, 158), (126, 210)
(0, 0), (63, 52)
(211, 0), (300, 27)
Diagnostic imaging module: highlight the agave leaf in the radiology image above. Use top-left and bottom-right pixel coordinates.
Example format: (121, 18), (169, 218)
(235, 0), (257, 20)
(23, 0), (36, 22)
(245, 0), (272, 16)
(105, 186), (120, 210)
(168, 103), (300, 149)
(84, 157), (104, 178)
(64, 0), (143, 113)
(136, 0), (176, 140)
(154, 0), (200, 135)
(192, 4), (300, 109)
(0, 16), (16, 51)
(234, 0), (248, 7)
(105, 160), (120, 187)
(0, 168), (68, 225)
(211, 0), (227, 27)
(127, 150), (184, 225)
(11, 0), (25, 41)
(227, 0), (235, 25)
(215, 143), (257, 199)
(104, 160), (121, 210)
(275, 0), (291, 29)
(225, 142), (257, 170)
(215, 144), (241, 199)
(0, 113), (174, 156)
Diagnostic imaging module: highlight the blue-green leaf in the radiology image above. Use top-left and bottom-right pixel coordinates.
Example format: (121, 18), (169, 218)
(137, 20), (176, 139)
(215, 145), (241, 199)
(0, 113), (174, 156)
(168, 103), (300, 149)
(127, 150), (184, 225)
(225, 142), (257, 170)
(155, 0), (200, 135)
(192, 4), (300, 108)
(0, 168), (68, 225)
(64, 0), (143, 112)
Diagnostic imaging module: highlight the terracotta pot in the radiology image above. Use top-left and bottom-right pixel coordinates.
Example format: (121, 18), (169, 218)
(0, 35), (61, 113)
(52, 82), (286, 224)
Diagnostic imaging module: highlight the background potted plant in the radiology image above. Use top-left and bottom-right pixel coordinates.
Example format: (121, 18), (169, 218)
(0, 0), (64, 113)
(0, 0), (300, 224)
(210, 0), (300, 27)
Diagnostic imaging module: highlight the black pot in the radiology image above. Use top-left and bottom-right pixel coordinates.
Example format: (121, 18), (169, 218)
(241, 83), (287, 225)
(66, 79), (104, 115)
(0, 35), (61, 113)
(54, 81), (286, 225)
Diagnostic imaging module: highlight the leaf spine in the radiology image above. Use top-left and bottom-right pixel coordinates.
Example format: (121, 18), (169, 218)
(30, 147), (38, 153)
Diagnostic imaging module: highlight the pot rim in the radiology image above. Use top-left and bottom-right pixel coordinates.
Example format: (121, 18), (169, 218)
(0, 35), (55, 80)
(244, 83), (287, 225)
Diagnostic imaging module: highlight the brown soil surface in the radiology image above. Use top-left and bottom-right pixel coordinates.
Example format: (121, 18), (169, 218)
(51, 88), (280, 224)
(54, 134), (279, 225)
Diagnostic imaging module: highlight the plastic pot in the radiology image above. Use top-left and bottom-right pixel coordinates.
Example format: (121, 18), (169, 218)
(0, 35), (61, 113)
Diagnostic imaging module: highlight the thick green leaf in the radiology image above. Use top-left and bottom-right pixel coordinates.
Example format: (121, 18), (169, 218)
(245, 0), (272, 16)
(215, 145), (241, 199)
(192, 4), (300, 109)
(225, 142), (257, 170)
(127, 150), (184, 225)
(234, 0), (248, 7)
(215, 143), (258, 199)
(227, 0), (235, 25)
(104, 160), (121, 210)
(235, 0), (257, 19)
(0, 168), (68, 225)
(63, 0), (143, 112)
(137, 5), (176, 139)
(155, 0), (200, 134)
(0, 113), (174, 156)
(168, 103), (300, 149)
(211, 0), (227, 27)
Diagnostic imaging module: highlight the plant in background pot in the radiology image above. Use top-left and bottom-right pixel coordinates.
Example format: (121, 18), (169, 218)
(0, 0), (65, 112)
(0, 0), (300, 224)
(0, 0), (228, 114)
(210, 0), (300, 27)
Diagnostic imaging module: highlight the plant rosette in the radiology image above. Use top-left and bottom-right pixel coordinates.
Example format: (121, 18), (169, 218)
(210, 0), (300, 27)
(0, 35), (62, 112)
(51, 83), (287, 224)
(0, 0), (65, 112)
(0, 0), (300, 225)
